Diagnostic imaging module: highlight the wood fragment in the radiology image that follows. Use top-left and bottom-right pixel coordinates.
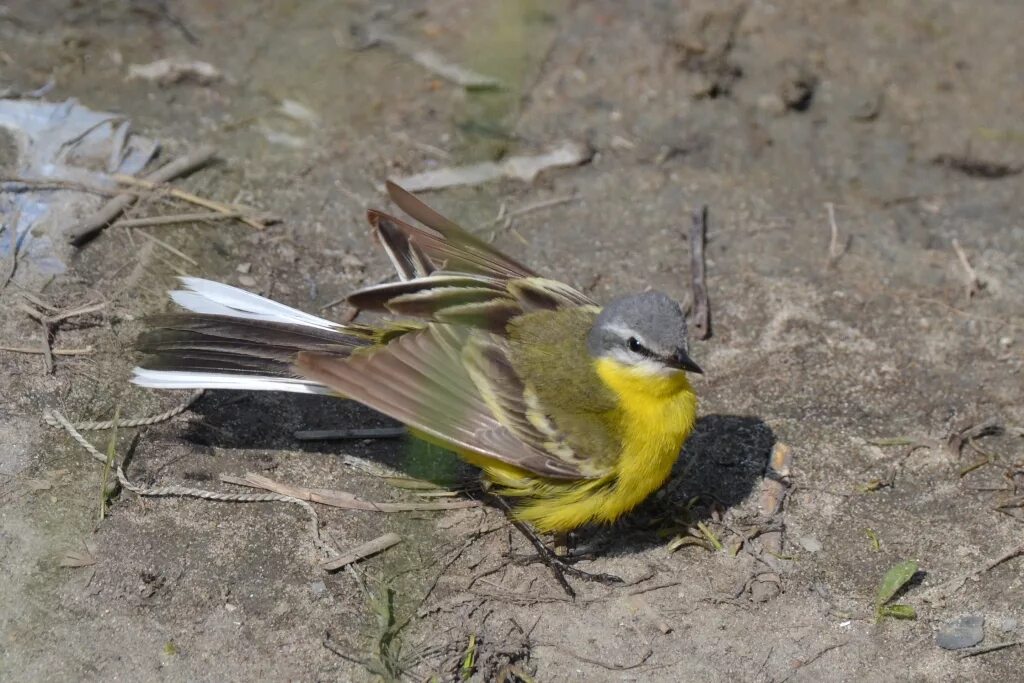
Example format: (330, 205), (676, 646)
(321, 532), (402, 571)
(748, 443), (793, 602)
(293, 427), (406, 441)
(220, 472), (479, 512)
(688, 205), (711, 340)
(69, 146), (217, 245)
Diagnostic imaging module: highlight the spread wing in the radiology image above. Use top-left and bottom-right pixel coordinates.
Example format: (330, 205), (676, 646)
(295, 325), (603, 480)
(294, 183), (614, 480)
(379, 180), (536, 279)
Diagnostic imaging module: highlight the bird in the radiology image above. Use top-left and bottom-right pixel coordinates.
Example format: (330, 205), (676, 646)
(133, 181), (702, 537)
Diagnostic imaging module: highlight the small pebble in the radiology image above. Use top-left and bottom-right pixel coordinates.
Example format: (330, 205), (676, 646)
(237, 274), (257, 287)
(309, 580), (327, 599)
(756, 93), (786, 116)
(936, 614), (984, 650)
(236, 262), (252, 274)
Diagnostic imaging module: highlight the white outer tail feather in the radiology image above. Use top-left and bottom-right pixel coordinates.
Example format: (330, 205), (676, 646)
(131, 277), (336, 393)
(170, 277), (340, 330)
(131, 368), (332, 394)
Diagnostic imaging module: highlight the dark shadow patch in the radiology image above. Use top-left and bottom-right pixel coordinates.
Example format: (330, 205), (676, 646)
(585, 414), (775, 557)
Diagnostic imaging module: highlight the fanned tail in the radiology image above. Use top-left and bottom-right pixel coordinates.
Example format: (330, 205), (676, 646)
(132, 278), (375, 394)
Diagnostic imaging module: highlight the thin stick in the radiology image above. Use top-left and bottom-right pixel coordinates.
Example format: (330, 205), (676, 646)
(0, 176), (131, 196)
(951, 239), (982, 299)
(113, 173), (267, 231)
(321, 533), (402, 571)
(957, 641), (1023, 659)
(20, 301), (107, 325)
(136, 231), (199, 266)
(537, 644), (653, 671)
(113, 211), (236, 228)
(69, 146), (216, 245)
(294, 427), (406, 441)
(923, 542), (1024, 603)
(38, 323), (53, 374)
(0, 345), (94, 356)
(220, 472), (479, 512)
(688, 205), (711, 340)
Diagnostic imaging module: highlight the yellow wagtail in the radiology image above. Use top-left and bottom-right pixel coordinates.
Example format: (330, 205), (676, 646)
(133, 182), (702, 534)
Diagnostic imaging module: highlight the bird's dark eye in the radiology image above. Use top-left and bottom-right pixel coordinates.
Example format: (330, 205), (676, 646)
(627, 337), (644, 354)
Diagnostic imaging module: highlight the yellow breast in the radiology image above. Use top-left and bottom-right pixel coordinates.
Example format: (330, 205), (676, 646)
(594, 358), (698, 514)
(454, 358), (698, 533)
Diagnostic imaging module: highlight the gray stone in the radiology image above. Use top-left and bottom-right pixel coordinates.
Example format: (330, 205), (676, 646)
(936, 615), (985, 650)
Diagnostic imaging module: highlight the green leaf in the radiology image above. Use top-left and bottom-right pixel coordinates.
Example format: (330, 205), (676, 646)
(880, 604), (917, 620)
(460, 634), (477, 681)
(876, 560), (918, 607)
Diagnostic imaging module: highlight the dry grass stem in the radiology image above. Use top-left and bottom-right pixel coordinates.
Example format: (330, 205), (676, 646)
(220, 472), (479, 512)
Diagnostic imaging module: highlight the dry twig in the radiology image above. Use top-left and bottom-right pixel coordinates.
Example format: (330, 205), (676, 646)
(688, 205), (711, 339)
(922, 542), (1024, 603)
(113, 211), (237, 228)
(220, 472), (479, 512)
(294, 427), (406, 441)
(957, 640), (1023, 659)
(536, 644), (653, 671)
(113, 173), (270, 231)
(135, 231), (199, 266)
(69, 146), (217, 245)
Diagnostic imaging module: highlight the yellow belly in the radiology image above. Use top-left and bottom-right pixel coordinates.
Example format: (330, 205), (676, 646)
(473, 359), (698, 533)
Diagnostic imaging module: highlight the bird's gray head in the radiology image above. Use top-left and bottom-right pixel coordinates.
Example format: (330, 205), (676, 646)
(586, 291), (703, 375)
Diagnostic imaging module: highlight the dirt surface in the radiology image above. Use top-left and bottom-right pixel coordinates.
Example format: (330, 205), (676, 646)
(2, 1), (1023, 681)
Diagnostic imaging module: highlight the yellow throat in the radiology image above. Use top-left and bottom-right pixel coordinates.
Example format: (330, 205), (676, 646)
(594, 357), (698, 510)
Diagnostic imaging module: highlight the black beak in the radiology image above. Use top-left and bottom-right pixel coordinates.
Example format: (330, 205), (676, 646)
(669, 348), (703, 374)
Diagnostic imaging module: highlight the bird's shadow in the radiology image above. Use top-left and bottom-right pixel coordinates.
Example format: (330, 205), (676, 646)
(175, 394), (773, 557)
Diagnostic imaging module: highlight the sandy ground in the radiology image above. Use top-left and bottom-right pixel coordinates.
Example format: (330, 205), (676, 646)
(2, 1), (1023, 681)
